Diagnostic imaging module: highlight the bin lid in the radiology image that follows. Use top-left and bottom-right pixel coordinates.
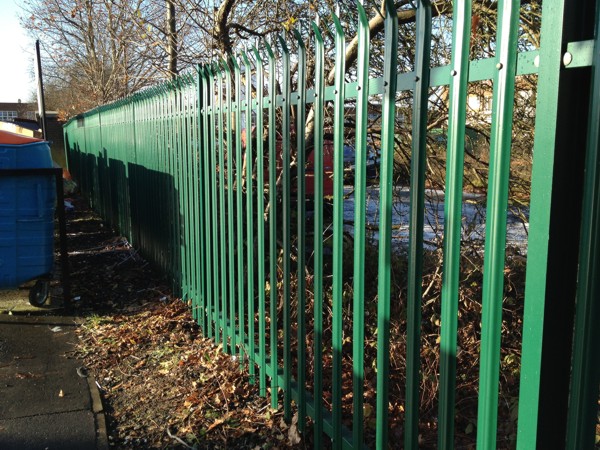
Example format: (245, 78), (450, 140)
(0, 130), (43, 145)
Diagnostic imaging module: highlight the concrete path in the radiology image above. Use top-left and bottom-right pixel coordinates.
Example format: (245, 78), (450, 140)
(0, 290), (107, 450)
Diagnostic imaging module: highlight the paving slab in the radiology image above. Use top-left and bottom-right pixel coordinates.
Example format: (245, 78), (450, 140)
(0, 410), (96, 450)
(0, 289), (106, 450)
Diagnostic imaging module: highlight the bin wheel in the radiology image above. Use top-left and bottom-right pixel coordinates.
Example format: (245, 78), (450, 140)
(29, 280), (50, 307)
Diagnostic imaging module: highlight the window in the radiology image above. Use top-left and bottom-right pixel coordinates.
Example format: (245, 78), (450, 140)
(0, 111), (17, 121)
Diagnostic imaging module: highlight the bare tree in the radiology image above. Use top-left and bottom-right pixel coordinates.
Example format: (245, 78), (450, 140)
(21, 0), (160, 113)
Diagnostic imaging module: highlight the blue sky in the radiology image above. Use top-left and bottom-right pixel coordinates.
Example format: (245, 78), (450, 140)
(0, 0), (36, 102)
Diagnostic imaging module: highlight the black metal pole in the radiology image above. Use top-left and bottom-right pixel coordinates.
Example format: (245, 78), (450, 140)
(35, 40), (47, 141)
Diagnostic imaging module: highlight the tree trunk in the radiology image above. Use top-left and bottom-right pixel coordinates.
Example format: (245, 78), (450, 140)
(166, 0), (178, 79)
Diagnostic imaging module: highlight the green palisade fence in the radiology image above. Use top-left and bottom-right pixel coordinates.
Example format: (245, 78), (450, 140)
(64, 0), (600, 448)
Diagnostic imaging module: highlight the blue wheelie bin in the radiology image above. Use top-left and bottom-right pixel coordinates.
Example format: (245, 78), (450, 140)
(0, 130), (56, 305)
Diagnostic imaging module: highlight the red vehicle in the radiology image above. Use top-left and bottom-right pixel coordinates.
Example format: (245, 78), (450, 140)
(305, 139), (334, 198)
(241, 128), (335, 199)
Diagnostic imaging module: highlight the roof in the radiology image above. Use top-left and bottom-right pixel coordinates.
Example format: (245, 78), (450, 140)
(0, 129), (43, 144)
(0, 102), (36, 111)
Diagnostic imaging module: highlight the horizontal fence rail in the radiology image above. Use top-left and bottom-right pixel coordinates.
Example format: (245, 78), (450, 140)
(64, 1), (599, 448)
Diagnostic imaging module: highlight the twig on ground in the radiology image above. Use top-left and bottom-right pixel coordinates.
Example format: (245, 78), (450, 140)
(166, 427), (194, 449)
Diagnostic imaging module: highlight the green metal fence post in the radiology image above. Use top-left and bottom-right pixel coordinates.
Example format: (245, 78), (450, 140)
(189, 74), (200, 315)
(181, 76), (193, 304)
(311, 20), (325, 448)
(277, 34), (293, 423)
(178, 78), (188, 300)
(180, 77), (190, 302)
(476, 1), (520, 447)
(174, 80), (185, 294)
(152, 88), (158, 262)
(406, 2), (432, 449)
(352, 4), (369, 447)
(222, 59), (237, 354)
(436, 1), (469, 449)
(331, 10), (346, 450)
(231, 54), (246, 367)
(240, 50), (256, 384)
(375, 0), (398, 448)
(208, 65), (221, 342)
(292, 27), (308, 433)
(198, 66), (210, 334)
(127, 98), (136, 243)
(216, 63), (229, 349)
(264, 40), (279, 410)
(251, 44), (267, 398)
(163, 84), (172, 282)
(191, 73), (203, 325)
(170, 80), (180, 291)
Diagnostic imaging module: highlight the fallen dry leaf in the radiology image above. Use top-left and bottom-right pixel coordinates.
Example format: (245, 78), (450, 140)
(287, 413), (301, 445)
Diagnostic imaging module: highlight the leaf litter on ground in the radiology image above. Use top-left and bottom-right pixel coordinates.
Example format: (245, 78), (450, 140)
(67, 196), (308, 449)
